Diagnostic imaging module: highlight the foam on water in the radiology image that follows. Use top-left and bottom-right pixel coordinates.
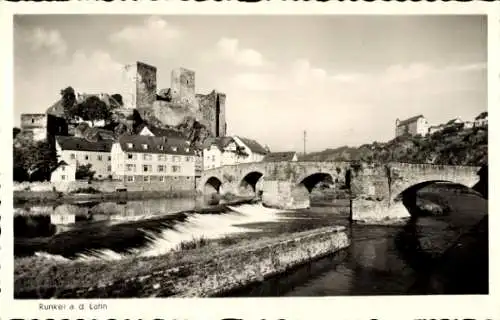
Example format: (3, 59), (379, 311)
(32, 203), (289, 262)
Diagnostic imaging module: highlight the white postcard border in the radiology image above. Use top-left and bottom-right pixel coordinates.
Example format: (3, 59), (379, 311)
(1, 2), (499, 319)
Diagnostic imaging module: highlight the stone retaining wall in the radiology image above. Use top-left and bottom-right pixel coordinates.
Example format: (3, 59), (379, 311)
(17, 226), (349, 298)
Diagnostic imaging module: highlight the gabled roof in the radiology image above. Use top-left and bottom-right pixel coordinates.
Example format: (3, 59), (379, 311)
(397, 115), (424, 126)
(117, 135), (194, 155)
(235, 136), (268, 155)
(263, 152), (297, 162)
(475, 111), (488, 120)
(203, 136), (236, 151)
(55, 136), (113, 153)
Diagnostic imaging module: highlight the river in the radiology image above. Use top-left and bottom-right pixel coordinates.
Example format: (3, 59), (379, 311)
(14, 183), (488, 295)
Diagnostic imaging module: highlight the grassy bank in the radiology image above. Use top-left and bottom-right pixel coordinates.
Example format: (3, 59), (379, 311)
(14, 226), (349, 298)
(14, 189), (198, 206)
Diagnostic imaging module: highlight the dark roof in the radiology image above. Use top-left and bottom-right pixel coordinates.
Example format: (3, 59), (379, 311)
(56, 136), (113, 152)
(117, 135), (194, 155)
(236, 136), (268, 155)
(202, 136), (236, 150)
(263, 152), (297, 162)
(475, 111), (488, 120)
(397, 115), (424, 126)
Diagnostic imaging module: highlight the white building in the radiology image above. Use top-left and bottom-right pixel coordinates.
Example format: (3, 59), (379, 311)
(203, 136), (268, 170)
(50, 161), (77, 182)
(110, 135), (195, 183)
(55, 136), (113, 180)
(395, 115), (429, 137)
(474, 112), (488, 127)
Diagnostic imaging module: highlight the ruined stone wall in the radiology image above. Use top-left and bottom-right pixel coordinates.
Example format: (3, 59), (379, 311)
(171, 68), (196, 105)
(196, 92), (217, 137)
(136, 62), (157, 109)
(216, 93), (227, 137)
(21, 114), (47, 129)
(122, 64), (138, 110)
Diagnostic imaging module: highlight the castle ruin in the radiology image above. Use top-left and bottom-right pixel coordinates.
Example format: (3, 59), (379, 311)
(122, 61), (227, 138)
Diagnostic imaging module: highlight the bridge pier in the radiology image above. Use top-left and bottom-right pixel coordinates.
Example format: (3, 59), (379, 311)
(261, 180), (310, 209)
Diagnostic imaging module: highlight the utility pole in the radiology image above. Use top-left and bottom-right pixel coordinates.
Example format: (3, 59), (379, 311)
(303, 130), (307, 156)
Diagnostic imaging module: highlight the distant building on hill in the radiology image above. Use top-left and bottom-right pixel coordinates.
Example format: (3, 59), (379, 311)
(395, 115), (429, 137)
(474, 111), (488, 127)
(55, 136), (113, 180)
(263, 151), (298, 162)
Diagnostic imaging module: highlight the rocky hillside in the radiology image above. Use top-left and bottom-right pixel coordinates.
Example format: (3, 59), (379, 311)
(302, 125), (488, 166)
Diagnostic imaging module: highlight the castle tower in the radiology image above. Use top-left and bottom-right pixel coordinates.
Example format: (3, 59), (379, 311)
(122, 61), (157, 110)
(171, 67), (196, 105)
(215, 92), (227, 137)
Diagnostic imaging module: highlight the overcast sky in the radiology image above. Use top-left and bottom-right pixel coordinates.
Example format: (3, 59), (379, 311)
(14, 15), (487, 152)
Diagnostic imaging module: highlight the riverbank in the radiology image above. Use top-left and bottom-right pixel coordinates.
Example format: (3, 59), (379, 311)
(14, 189), (200, 206)
(14, 225), (349, 298)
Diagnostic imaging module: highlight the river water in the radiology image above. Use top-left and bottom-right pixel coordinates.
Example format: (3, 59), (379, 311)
(14, 183), (488, 295)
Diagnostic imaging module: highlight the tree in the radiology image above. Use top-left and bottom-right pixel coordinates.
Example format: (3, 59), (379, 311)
(60, 86), (76, 120)
(75, 96), (111, 126)
(111, 94), (124, 107)
(13, 140), (58, 181)
(75, 164), (95, 181)
(13, 127), (21, 139)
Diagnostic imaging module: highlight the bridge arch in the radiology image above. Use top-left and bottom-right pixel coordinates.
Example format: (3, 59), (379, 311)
(298, 172), (334, 193)
(204, 176), (223, 194)
(239, 171), (264, 195)
(394, 180), (481, 218)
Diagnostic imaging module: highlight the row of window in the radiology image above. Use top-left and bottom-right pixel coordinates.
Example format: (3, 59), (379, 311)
(61, 165), (112, 172)
(126, 154), (193, 162)
(125, 175), (191, 182)
(125, 143), (190, 153)
(70, 154), (111, 161)
(126, 164), (182, 173)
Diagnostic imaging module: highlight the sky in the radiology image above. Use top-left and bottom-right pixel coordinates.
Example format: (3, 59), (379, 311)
(14, 15), (487, 152)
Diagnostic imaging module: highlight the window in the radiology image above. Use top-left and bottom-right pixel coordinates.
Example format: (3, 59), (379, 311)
(172, 147), (177, 152)
(127, 153), (135, 160)
(127, 175), (134, 182)
(172, 165), (180, 173)
(142, 144), (148, 150)
(158, 145), (164, 151)
(107, 165), (112, 172)
(212, 155), (215, 161)
(70, 153), (75, 160)
(98, 155), (103, 161)
(143, 165), (152, 172)
(61, 166), (65, 172)
(127, 143), (133, 148)
(126, 164), (136, 172)
(143, 154), (152, 161)
(186, 147), (190, 152)
(158, 154), (165, 161)
(158, 165), (165, 172)
(143, 176), (150, 182)
(32, 119), (35, 124)
(173, 156), (180, 162)
(185, 156), (191, 162)
(108, 156), (111, 161)
(159, 176), (164, 182)
(61, 175), (66, 180)
(85, 155), (90, 160)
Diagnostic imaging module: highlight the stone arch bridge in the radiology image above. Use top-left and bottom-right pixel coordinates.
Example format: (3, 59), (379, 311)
(198, 161), (482, 223)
